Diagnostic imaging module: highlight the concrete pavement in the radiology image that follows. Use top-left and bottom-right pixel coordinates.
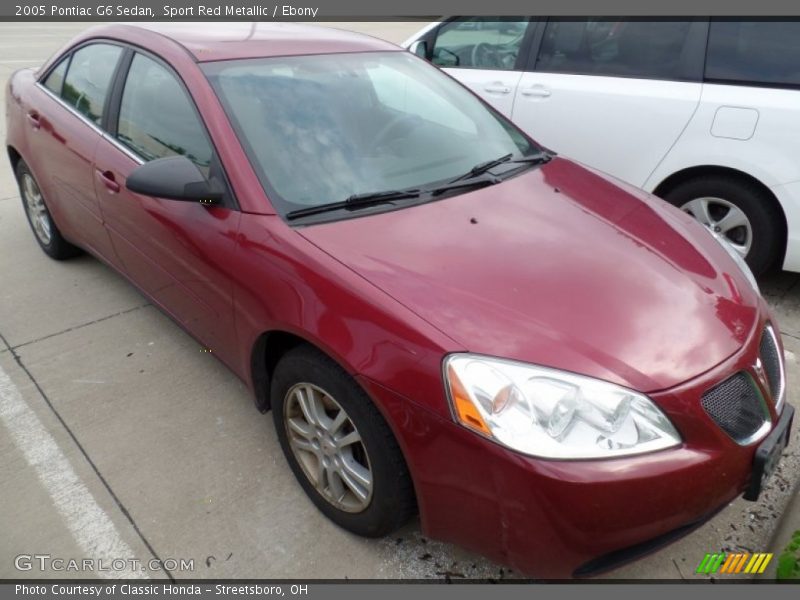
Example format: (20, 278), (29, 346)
(0, 21), (798, 581)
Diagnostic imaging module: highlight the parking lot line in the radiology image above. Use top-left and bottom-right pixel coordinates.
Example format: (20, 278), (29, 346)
(0, 353), (158, 579)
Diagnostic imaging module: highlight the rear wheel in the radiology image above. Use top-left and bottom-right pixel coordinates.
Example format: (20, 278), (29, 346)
(15, 159), (81, 260)
(271, 345), (416, 537)
(662, 175), (783, 276)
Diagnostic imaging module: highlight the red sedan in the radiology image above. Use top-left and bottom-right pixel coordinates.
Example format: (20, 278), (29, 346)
(4, 23), (793, 578)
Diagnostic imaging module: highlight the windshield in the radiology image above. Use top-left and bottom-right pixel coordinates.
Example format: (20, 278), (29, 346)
(202, 51), (540, 218)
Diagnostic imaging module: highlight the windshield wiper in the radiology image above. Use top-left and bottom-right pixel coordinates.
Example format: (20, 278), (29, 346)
(427, 174), (502, 197)
(448, 152), (553, 184)
(449, 153), (513, 183)
(510, 152), (553, 166)
(285, 189), (421, 221)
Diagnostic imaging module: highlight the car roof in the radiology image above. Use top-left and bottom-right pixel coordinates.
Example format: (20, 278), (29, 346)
(113, 22), (402, 62)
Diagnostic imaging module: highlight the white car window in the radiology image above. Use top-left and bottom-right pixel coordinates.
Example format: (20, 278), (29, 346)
(432, 18), (528, 71)
(536, 20), (693, 80)
(366, 63), (477, 135)
(706, 21), (800, 86)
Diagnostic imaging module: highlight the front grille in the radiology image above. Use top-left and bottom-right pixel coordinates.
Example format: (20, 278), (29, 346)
(760, 325), (784, 406)
(701, 372), (766, 444)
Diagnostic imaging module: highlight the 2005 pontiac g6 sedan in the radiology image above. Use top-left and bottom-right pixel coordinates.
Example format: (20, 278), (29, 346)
(4, 23), (794, 578)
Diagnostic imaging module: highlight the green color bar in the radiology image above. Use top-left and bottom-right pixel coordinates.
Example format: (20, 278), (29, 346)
(696, 554), (712, 573)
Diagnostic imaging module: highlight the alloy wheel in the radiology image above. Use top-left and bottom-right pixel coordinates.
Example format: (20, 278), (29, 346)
(283, 383), (374, 513)
(681, 196), (753, 257)
(21, 173), (52, 246)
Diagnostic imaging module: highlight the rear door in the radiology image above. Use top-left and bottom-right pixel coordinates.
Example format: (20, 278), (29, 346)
(427, 17), (537, 117)
(26, 43), (123, 264)
(511, 19), (706, 187)
(93, 50), (241, 356)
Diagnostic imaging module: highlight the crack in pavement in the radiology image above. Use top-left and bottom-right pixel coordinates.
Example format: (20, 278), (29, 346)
(10, 303), (151, 351)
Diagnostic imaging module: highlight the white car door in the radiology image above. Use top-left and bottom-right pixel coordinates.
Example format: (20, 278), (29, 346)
(510, 20), (706, 188)
(427, 18), (535, 117)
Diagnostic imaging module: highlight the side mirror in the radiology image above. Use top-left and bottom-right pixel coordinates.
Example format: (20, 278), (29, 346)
(433, 48), (459, 67)
(409, 40), (428, 59)
(125, 156), (222, 205)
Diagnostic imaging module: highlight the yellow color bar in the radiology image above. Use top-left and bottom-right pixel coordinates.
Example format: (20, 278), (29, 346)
(744, 554), (762, 573)
(758, 554), (773, 574)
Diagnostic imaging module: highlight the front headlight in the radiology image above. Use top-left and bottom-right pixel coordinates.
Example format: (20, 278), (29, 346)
(711, 231), (759, 294)
(444, 355), (681, 459)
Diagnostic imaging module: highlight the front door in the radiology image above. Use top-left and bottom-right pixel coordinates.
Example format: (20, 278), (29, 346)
(93, 51), (241, 357)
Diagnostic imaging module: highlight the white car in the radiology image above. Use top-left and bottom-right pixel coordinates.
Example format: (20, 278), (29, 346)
(404, 18), (800, 275)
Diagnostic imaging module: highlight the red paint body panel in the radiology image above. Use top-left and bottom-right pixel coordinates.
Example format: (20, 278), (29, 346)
(301, 158), (760, 393)
(231, 215), (457, 401)
(4, 23), (788, 579)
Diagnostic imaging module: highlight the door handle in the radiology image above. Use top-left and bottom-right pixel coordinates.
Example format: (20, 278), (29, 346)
(26, 112), (41, 129)
(520, 86), (552, 98)
(483, 84), (512, 95)
(95, 169), (120, 194)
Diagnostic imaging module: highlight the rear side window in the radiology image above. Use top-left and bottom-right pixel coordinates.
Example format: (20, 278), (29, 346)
(43, 57), (68, 95)
(431, 18), (529, 70)
(116, 53), (213, 173)
(536, 20), (693, 80)
(706, 21), (800, 86)
(61, 43), (122, 125)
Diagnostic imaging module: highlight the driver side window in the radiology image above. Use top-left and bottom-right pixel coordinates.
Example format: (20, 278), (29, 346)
(432, 18), (529, 70)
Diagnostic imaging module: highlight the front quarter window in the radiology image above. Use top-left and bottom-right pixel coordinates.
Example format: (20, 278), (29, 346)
(203, 51), (538, 219)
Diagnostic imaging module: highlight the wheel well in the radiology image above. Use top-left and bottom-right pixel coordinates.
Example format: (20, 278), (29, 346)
(7, 146), (21, 174)
(652, 165), (788, 262)
(250, 331), (309, 412)
(249, 329), (421, 519)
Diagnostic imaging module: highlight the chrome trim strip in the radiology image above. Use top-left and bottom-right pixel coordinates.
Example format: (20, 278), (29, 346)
(101, 133), (145, 165)
(36, 82), (105, 136)
(737, 417), (772, 447)
(764, 323), (787, 414)
(34, 82), (145, 166)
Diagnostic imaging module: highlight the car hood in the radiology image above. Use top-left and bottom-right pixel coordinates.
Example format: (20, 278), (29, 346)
(298, 158), (760, 392)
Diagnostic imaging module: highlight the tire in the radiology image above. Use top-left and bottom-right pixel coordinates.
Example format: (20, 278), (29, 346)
(662, 175), (783, 276)
(15, 159), (81, 260)
(271, 345), (416, 537)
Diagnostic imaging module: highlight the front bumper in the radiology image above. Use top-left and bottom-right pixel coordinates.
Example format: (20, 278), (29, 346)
(358, 315), (790, 578)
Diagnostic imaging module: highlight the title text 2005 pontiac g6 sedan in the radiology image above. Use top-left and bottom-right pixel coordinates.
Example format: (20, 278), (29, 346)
(4, 23), (794, 578)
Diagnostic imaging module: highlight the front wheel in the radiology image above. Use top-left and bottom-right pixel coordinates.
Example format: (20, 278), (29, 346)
(662, 175), (784, 276)
(271, 345), (416, 537)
